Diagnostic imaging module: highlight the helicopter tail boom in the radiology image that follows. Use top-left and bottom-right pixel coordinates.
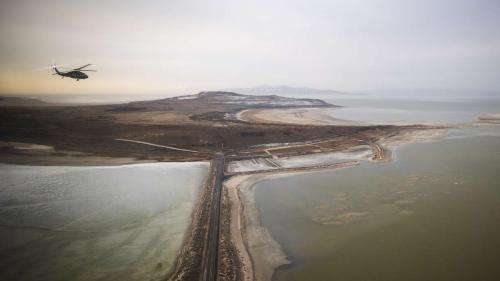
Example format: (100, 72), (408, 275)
(52, 64), (62, 75)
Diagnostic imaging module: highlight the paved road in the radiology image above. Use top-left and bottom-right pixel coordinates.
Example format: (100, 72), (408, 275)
(204, 153), (225, 281)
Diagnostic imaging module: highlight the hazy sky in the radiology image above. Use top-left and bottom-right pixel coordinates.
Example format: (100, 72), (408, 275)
(1, 0), (499, 96)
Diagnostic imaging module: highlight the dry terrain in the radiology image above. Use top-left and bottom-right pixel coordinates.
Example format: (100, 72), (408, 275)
(0, 91), (426, 164)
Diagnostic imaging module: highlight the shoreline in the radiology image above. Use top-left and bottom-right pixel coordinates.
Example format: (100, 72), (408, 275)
(0, 127), (448, 280)
(223, 163), (362, 281)
(0, 153), (155, 166)
(237, 107), (361, 126)
(168, 157), (225, 281)
(0, 141), (153, 166)
(0, 141), (209, 166)
(222, 126), (448, 281)
(237, 107), (491, 127)
(1, 126), (451, 281)
(0, 159), (210, 281)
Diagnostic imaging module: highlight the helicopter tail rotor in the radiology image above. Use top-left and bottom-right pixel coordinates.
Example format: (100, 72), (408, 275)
(51, 63), (62, 75)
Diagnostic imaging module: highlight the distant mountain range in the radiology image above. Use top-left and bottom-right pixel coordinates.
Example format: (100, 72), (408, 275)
(225, 85), (363, 97)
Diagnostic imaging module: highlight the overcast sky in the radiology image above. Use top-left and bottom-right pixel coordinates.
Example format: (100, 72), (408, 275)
(1, 0), (499, 96)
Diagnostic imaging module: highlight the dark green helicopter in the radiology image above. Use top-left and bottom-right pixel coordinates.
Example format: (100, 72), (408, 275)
(52, 64), (96, 81)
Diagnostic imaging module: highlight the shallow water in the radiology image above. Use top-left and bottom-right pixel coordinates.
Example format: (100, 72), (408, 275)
(253, 96), (500, 281)
(255, 133), (500, 281)
(0, 162), (208, 281)
(324, 97), (500, 124)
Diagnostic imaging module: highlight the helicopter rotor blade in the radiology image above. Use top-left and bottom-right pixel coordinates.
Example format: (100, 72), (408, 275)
(80, 70), (97, 72)
(73, 64), (91, 70)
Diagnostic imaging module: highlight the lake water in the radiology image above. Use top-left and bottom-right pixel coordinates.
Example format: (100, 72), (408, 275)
(0, 162), (208, 281)
(324, 97), (500, 125)
(254, 97), (500, 281)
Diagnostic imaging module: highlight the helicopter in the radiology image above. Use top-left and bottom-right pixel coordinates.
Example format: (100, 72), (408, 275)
(52, 64), (96, 81)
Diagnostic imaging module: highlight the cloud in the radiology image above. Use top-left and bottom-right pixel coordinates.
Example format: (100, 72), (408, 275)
(1, 0), (499, 96)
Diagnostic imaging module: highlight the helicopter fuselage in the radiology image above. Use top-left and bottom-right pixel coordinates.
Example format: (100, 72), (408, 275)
(52, 64), (93, 81)
(60, 71), (88, 80)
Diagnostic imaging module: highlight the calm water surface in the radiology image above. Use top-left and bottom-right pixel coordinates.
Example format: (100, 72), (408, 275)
(0, 162), (208, 281)
(255, 97), (500, 281)
(325, 97), (500, 124)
